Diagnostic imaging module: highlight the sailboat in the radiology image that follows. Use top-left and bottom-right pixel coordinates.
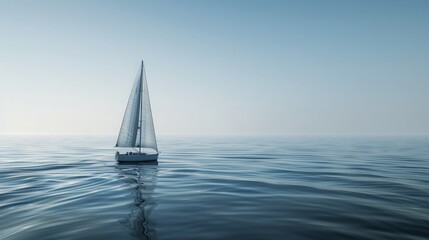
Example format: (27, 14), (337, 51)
(115, 60), (158, 162)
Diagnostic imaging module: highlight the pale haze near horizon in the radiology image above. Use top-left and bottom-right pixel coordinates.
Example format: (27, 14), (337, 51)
(0, 0), (428, 136)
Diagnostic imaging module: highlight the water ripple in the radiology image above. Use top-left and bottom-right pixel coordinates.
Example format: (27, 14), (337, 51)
(0, 136), (429, 240)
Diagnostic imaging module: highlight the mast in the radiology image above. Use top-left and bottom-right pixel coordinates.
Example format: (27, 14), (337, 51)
(139, 60), (143, 153)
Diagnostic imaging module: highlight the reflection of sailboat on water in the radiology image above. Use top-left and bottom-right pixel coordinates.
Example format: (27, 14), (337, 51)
(117, 162), (158, 240)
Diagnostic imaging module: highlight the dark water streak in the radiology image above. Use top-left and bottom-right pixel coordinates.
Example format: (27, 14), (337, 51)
(0, 136), (429, 240)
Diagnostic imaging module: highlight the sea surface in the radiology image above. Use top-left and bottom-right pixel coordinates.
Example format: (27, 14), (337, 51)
(0, 135), (429, 240)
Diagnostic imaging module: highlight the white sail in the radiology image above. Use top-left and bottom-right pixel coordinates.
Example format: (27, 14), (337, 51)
(116, 61), (157, 152)
(116, 64), (142, 147)
(136, 64), (158, 151)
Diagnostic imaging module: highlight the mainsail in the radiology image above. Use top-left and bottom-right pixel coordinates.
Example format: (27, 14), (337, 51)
(116, 61), (158, 152)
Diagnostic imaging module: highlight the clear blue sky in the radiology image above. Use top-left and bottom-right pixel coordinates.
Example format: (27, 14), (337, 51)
(1, 0), (428, 135)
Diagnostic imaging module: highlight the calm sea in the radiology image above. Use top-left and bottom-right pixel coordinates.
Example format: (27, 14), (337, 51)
(0, 135), (428, 240)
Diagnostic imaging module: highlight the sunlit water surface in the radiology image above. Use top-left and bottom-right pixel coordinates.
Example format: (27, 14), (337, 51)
(1, 136), (429, 240)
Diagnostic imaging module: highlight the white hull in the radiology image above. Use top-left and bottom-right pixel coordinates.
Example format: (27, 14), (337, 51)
(116, 152), (158, 162)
